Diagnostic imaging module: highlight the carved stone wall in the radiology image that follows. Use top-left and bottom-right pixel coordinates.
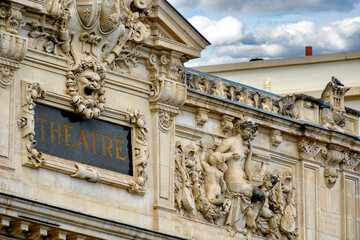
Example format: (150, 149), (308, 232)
(0, 1), (359, 240)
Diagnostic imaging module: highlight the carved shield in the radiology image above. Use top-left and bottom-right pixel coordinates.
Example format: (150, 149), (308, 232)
(99, 0), (121, 34)
(76, 0), (102, 29)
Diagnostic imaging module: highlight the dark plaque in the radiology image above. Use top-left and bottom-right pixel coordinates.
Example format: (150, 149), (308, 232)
(34, 104), (133, 176)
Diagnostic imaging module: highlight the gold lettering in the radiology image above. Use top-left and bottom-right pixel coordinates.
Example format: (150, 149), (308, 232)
(36, 117), (48, 140)
(115, 138), (126, 160)
(50, 120), (61, 144)
(77, 128), (89, 151)
(102, 134), (113, 157)
(64, 124), (75, 147)
(89, 131), (99, 153)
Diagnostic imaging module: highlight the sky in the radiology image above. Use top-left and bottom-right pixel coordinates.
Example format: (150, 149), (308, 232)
(167, 0), (360, 67)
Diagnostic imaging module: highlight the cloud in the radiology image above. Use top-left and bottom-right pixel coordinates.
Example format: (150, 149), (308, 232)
(188, 16), (244, 45)
(186, 16), (360, 66)
(168, 0), (360, 13)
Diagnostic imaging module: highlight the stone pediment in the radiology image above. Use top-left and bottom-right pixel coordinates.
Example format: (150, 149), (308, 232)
(143, 0), (210, 59)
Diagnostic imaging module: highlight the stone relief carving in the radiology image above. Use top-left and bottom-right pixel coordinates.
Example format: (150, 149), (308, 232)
(0, 3), (24, 34)
(298, 138), (360, 188)
(265, 172), (298, 239)
(108, 41), (143, 74)
(185, 70), (301, 119)
(66, 56), (106, 119)
(71, 163), (100, 182)
(18, 81), (46, 168)
(195, 108), (209, 129)
(0, 3), (28, 88)
(186, 71), (359, 135)
(320, 77), (350, 132)
(298, 139), (327, 161)
(174, 119), (296, 239)
(324, 146), (343, 189)
(147, 52), (187, 132)
(19, 81), (149, 194)
(126, 111), (149, 193)
(341, 151), (360, 171)
(270, 130), (282, 149)
(26, 0), (152, 118)
(220, 115), (234, 136)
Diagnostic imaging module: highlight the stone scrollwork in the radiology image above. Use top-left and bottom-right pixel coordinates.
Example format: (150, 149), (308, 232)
(324, 146), (343, 189)
(147, 52), (187, 131)
(174, 119), (295, 239)
(19, 81), (46, 168)
(71, 163), (100, 182)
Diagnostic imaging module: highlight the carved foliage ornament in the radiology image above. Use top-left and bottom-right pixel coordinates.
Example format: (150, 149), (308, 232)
(298, 139), (327, 161)
(18, 82), (46, 168)
(19, 81), (149, 194)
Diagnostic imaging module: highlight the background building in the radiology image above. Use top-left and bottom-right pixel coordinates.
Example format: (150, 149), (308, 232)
(193, 51), (360, 110)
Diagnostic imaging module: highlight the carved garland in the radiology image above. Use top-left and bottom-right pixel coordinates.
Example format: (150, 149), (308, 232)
(19, 81), (149, 195)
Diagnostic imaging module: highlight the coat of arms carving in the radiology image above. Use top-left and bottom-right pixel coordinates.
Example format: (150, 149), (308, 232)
(76, 0), (102, 29)
(76, 0), (121, 34)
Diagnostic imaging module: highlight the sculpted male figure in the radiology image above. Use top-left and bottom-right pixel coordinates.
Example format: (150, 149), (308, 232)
(214, 119), (265, 233)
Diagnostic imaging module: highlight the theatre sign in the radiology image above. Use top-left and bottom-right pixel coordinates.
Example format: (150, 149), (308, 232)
(34, 103), (133, 176)
(18, 80), (149, 195)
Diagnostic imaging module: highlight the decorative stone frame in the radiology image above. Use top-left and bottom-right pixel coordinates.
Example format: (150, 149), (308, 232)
(18, 81), (148, 195)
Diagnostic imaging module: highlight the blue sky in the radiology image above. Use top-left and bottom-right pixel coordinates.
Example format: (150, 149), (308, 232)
(167, 0), (360, 66)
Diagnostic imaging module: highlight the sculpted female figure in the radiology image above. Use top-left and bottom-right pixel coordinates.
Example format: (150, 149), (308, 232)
(214, 119), (265, 233)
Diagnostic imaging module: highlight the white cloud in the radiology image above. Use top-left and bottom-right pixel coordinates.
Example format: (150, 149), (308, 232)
(188, 16), (244, 45)
(168, 0), (360, 13)
(186, 16), (360, 66)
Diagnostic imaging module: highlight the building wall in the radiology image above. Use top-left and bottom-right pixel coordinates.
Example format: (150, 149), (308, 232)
(0, 1), (359, 240)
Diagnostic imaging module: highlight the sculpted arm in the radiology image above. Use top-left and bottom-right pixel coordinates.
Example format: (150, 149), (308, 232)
(244, 140), (253, 180)
(215, 138), (231, 153)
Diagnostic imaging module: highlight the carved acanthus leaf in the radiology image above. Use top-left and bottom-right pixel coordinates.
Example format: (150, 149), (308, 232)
(298, 139), (327, 161)
(341, 151), (360, 171)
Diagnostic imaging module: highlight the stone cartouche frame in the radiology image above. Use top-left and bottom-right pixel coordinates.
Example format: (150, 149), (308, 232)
(18, 80), (148, 195)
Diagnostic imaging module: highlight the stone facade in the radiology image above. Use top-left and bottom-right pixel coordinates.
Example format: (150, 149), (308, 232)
(0, 1), (359, 240)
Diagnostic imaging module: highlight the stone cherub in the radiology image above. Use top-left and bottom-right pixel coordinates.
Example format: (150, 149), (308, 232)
(212, 119), (267, 234)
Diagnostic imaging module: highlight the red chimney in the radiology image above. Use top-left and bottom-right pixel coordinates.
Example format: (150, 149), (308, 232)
(305, 46), (312, 56)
